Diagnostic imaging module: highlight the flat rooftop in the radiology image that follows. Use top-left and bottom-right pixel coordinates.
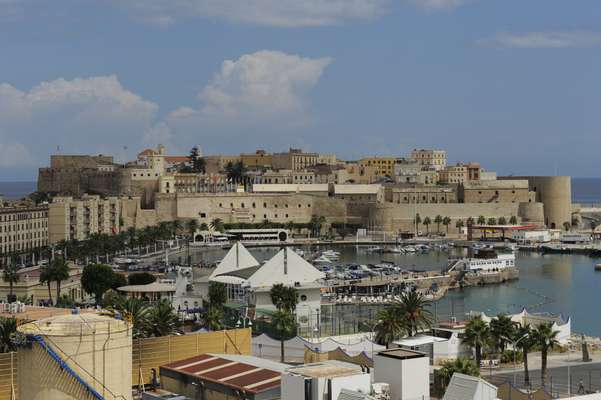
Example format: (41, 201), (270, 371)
(286, 362), (362, 378)
(376, 348), (427, 360)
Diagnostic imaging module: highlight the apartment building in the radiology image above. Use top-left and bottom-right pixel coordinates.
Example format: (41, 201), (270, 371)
(359, 157), (397, 177)
(272, 148), (319, 171)
(411, 149), (447, 171)
(0, 204), (49, 254)
(48, 195), (120, 243)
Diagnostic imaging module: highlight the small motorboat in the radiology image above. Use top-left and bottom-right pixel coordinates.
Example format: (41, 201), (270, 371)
(594, 264), (601, 271)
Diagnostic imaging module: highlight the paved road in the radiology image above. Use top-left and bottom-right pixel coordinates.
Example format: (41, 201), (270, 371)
(484, 362), (601, 398)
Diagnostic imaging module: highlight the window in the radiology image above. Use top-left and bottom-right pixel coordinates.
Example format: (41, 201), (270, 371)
(300, 295), (307, 301)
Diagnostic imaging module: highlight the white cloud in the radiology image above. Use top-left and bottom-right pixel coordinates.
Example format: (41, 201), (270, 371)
(0, 75), (159, 171)
(115, 0), (389, 27)
(481, 31), (601, 49)
(407, 0), (473, 11)
(171, 50), (332, 121)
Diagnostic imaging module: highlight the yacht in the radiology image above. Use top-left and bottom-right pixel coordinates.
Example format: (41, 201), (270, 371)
(313, 255), (333, 265)
(447, 249), (516, 273)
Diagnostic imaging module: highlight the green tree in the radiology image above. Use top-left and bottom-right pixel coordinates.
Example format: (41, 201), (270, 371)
(39, 264), (54, 305)
(442, 217), (452, 233)
(398, 291), (433, 336)
(533, 323), (559, 385)
(81, 264), (118, 304)
(186, 219), (199, 239)
(210, 218), (225, 233)
(271, 310), (296, 362)
(128, 272), (156, 286)
(270, 284), (299, 312)
(208, 282), (227, 309)
(423, 217), (431, 235)
(49, 257), (70, 304)
(477, 216), (486, 225)
(2, 263), (19, 302)
(489, 314), (515, 353)
(509, 216), (518, 225)
(189, 146), (206, 173)
(414, 213), (422, 233)
(487, 217), (497, 225)
(374, 308), (404, 347)
(455, 220), (465, 231)
(498, 216), (507, 225)
(146, 299), (180, 337)
(0, 317), (18, 353)
(563, 221), (571, 232)
(202, 307), (224, 331)
(434, 215), (443, 233)
(435, 357), (480, 392)
(109, 297), (150, 339)
(225, 161), (247, 182)
(309, 215), (326, 237)
(462, 316), (490, 368)
(514, 325), (534, 386)
(199, 223), (209, 231)
(111, 273), (128, 290)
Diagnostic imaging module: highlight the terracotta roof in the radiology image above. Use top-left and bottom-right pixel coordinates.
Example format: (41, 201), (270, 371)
(165, 156), (190, 163)
(161, 354), (284, 394)
(138, 149), (157, 156)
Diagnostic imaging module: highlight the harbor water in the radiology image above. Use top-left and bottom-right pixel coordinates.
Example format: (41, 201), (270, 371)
(185, 245), (601, 336)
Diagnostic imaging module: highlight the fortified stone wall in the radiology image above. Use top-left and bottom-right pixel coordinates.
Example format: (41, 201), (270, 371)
(371, 202), (545, 233)
(502, 176), (572, 229)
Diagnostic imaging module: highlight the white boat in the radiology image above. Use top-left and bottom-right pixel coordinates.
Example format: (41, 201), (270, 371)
(364, 246), (383, 253)
(594, 264), (601, 271)
(294, 248), (306, 257)
(313, 255), (333, 264)
(322, 250), (341, 260)
(403, 246), (417, 253)
(383, 246), (403, 254)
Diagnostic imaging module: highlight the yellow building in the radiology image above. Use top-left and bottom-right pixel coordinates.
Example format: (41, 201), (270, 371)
(359, 157), (397, 177)
(48, 195), (120, 244)
(240, 150), (273, 170)
(0, 204), (48, 255)
(410, 149), (447, 171)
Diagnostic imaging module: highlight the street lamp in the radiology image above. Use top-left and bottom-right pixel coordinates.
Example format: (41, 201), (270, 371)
(365, 319), (383, 357)
(236, 317), (252, 328)
(506, 333), (529, 387)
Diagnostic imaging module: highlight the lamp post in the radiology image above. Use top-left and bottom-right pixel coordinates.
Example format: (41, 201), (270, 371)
(506, 333), (529, 387)
(365, 319), (383, 357)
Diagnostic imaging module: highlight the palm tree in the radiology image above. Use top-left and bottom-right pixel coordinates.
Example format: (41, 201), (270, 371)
(375, 308), (404, 348)
(477, 216), (486, 225)
(0, 317), (17, 353)
(2, 263), (19, 302)
(49, 257), (70, 303)
(434, 215), (443, 233)
(462, 316), (490, 368)
(397, 291), (433, 336)
(443, 217), (452, 234)
(202, 307), (224, 331)
(210, 218), (224, 233)
(487, 217), (497, 226)
(533, 323), (559, 385)
(271, 310), (296, 362)
(563, 221), (571, 232)
(414, 213), (422, 233)
(270, 284), (298, 312)
(199, 222), (209, 231)
(509, 216), (518, 225)
(39, 264), (54, 305)
(113, 297), (151, 339)
(423, 217), (431, 235)
(435, 357), (480, 391)
(309, 215), (326, 237)
(498, 216), (507, 225)
(489, 314), (515, 353)
(186, 219), (199, 240)
(146, 300), (180, 337)
(455, 220), (465, 231)
(514, 325), (534, 386)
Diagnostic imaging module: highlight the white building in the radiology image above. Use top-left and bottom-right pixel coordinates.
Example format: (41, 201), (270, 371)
(447, 251), (515, 272)
(282, 361), (371, 400)
(373, 349), (430, 400)
(393, 327), (471, 365)
(512, 229), (551, 243)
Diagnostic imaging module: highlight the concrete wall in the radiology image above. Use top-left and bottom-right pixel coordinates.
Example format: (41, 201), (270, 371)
(373, 353), (430, 400)
(516, 176), (572, 229)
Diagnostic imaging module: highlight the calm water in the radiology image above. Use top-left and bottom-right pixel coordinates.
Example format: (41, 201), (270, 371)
(185, 245), (601, 336)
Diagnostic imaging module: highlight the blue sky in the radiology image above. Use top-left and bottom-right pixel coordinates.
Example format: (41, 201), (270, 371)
(0, 0), (599, 180)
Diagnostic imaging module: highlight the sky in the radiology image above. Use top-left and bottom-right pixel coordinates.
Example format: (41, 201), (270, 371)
(0, 0), (600, 180)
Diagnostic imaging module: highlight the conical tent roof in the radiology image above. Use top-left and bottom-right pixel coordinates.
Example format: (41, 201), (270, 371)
(209, 242), (260, 280)
(247, 247), (325, 289)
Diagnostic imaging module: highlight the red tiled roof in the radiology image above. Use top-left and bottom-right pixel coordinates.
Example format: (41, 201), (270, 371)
(164, 156), (190, 163)
(161, 354), (282, 394)
(138, 149), (157, 156)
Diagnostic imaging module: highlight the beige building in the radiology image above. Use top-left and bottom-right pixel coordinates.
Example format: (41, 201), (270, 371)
(272, 148), (319, 171)
(411, 149), (447, 171)
(438, 164), (468, 185)
(204, 155), (241, 174)
(459, 180), (534, 204)
(385, 186), (457, 204)
(240, 149), (273, 170)
(0, 265), (86, 304)
(48, 195), (120, 243)
(0, 204), (49, 255)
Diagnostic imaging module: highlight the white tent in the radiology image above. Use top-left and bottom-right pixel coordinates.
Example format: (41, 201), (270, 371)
(209, 242), (259, 280)
(247, 247), (325, 289)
